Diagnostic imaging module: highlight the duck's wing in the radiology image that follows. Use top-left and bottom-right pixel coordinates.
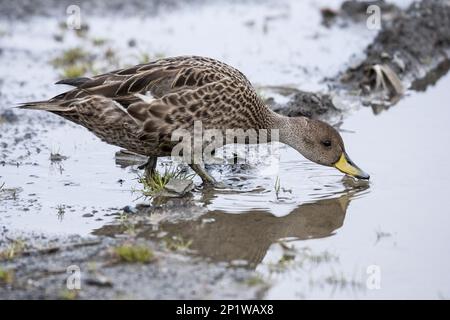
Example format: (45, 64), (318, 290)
(50, 56), (251, 108)
(126, 76), (247, 143)
(19, 56), (264, 153)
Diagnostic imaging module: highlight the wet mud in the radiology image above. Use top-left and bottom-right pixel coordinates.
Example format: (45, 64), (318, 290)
(338, 0), (450, 103)
(277, 0), (450, 117)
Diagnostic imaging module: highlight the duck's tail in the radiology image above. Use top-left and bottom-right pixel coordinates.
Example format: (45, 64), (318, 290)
(16, 101), (68, 112)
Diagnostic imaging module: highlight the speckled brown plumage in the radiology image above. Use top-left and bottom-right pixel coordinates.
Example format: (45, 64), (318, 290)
(21, 56), (274, 157)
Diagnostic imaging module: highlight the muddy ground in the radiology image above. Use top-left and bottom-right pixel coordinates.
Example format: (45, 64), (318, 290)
(272, 0), (450, 118)
(1, 0), (450, 299)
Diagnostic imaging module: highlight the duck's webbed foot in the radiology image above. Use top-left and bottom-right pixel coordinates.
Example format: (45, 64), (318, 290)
(139, 157), (158, 177)
(189, 163), (227, 189)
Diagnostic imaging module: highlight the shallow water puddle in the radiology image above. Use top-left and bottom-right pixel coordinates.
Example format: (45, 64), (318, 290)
(0, 123), (139, 235)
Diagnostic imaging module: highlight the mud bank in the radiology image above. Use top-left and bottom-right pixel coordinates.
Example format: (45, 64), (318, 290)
(277, 0), (450, 117)
(269, 89), (340, 121)
(0, 229), (266, 299)
(338, 0), (450, 102)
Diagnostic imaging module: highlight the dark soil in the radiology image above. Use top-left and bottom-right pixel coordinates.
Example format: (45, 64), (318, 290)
(339, 0), (450, 95)
(278, 0), (450, 117)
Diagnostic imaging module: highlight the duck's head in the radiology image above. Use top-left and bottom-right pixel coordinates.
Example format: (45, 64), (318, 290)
(283, 117), (370, 180)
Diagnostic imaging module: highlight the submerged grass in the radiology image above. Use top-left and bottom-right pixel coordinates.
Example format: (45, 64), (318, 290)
(266, 243), (339, 274)
(274, 176), (281, 199)
(244, 275), (267, 287)
(138, 165), (194, 198)
(0, 239), (26, 261)
(92, 37), (107, 46)
(0, 183), (19, 201)
(56, 205), (66, 221)
(117, 212), (136, 236)
(163, 236), (192, 252)
(113, 244), (155, 264)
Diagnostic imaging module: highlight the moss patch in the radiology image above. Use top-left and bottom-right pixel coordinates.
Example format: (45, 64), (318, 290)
(0, 268), (14, 285)
(114, 244), (155, 264)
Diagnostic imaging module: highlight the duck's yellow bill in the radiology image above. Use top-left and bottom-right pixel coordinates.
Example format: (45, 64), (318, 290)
(334, 152), (370, 180)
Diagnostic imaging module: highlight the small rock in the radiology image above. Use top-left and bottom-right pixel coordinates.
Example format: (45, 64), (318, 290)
(85, 274), (113, 287)
(50, 153), (68, 162)
(82, 213), (94, 218)
(380, 52), (391, 60)
(128, 39), (137, 47)
(230, 260), (249, 267)
(53, 34), (64, 42)
(163, 179), (194, 196)
(123, 205), (137, 214)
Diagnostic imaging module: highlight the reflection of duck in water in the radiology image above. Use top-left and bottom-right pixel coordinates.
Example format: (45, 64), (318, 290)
(157, 196), (355, 268)
(95, 183), (368, 269)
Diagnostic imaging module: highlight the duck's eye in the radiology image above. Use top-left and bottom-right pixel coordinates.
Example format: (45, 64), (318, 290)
(321, 140), (332, 147)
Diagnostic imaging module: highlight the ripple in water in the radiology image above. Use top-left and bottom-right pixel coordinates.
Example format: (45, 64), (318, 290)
(197, 145), (370, 216)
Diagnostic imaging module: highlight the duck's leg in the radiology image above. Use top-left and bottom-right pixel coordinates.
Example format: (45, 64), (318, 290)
(139, 156), (158, 177)
(189, 163), (226, 188)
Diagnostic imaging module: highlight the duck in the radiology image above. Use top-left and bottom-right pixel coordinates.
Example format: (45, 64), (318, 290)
(19, 55), (369, 186)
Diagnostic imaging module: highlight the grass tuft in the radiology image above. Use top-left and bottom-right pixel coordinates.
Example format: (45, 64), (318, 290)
(164, 236), (192, 252)
(62, 65), (87, 78)
(114, 244), (155, 263)
(51, 47), (89, 68)
(92, 37), (107, 46)
(0, 268), (14, 285)
(50, 47), (92, 78)
(138, 165), (193, 198)
(0, 239), (26, 261)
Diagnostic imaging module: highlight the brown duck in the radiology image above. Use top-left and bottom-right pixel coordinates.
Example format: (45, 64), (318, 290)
(19, 55), (369, 186)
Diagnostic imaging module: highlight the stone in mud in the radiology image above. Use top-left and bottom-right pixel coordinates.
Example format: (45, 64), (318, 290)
(271, 91), (340, 120)
(123, 205), (138, 214)
(85, 274), (113, 287)
(50, 153), (68, 162)
(163, 179), (194, 197)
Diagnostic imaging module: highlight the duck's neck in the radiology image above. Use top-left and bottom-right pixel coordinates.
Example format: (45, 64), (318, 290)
(267, 110), (308, 147)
